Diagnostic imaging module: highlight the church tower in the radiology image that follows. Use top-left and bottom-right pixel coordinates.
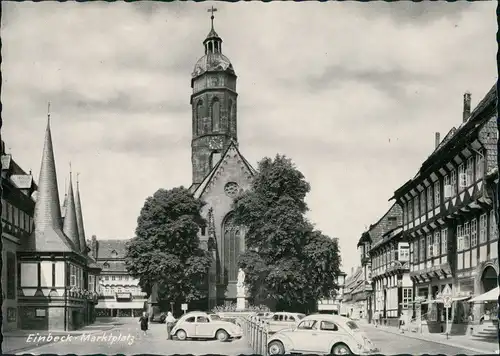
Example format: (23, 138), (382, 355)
(191, 8), (238, 186)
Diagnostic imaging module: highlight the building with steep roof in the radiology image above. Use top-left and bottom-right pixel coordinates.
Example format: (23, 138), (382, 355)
(390, 84), (498, 334)
(1, 141), (37, 331)
(12, 113), (101, 331)
(91, 238), (147, 317)
(187, 12), (256, 310)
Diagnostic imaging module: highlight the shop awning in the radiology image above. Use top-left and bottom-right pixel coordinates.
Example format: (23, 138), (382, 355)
(469, 287), (499, 303)
(96, 300), (146, 309)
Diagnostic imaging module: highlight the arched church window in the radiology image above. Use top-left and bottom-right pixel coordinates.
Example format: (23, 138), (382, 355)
(196, 100), (204, 135)
(227, 99), (232, 131)
(211, 98), (220, 132)
(223, 214), (243, 282)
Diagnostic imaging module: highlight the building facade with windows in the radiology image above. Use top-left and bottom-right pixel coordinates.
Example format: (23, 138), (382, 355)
(317, 270), (347, 315)
(93, 238), (147, 317)
(1, 143), (37, 331)
(391, 85), (498, 334)
(12, 116), (101, 331)
(356, 203), (403, 322)
(370, 227), (412, 326)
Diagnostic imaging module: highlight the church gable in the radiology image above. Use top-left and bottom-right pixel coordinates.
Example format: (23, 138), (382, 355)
(193, 142), (254, 201)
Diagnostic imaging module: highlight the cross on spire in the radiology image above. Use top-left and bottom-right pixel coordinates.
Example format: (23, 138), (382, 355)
(208, 6), (217, 29)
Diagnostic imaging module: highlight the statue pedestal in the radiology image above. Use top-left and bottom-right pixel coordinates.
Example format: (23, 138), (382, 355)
(236, 296), (246, 311)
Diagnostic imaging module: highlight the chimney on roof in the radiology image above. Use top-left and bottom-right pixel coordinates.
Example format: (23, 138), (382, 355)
(463, 91), (471, 122)
(435, 132), (440, 149)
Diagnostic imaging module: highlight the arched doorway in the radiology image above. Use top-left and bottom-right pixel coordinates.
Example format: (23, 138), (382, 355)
(481, 266), (497, 294)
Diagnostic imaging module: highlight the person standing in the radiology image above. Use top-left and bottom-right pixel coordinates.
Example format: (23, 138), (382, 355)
(373, 311), (379, 327)
(139, 311), (149, 336)
(165, 312), (177, 340)
(398, 311), (405, 333)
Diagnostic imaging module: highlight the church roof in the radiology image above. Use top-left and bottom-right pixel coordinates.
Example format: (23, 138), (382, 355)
(193, 140), (256, 199)
(25, 117), (77, 252)
(63, 173), (81, 251)
(192, 52), (234, 78)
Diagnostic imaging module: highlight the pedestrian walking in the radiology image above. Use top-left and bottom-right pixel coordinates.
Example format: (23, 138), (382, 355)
(398, 312), (405, 333)
(139, 311), (149, 336)
(373, 311), (379, 327)
(165, 311), (177, 340)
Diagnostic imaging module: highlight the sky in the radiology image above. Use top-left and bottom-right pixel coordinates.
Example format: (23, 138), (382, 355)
(2, 1), (497, 274)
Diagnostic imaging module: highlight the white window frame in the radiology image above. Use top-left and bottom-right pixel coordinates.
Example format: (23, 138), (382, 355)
(433, 231), (441, 257)
(479, 213), (487, 243)
(464, 221), (471, 250)
(471, 219), (478, 247)
(70, 264), (76, 287)
(427, 234), (433, 259)
(476, 150), (484, 181)
(450, 169), (457, 197)
(443, 175), (451, 199)
(466, 157), (474, 186)
(458, 164), (466, 190)
(419, 237), (425, 262)
(441, 228), (448, 254)
(402, 288), (413, 309)
(414, 198), (419, 219)
(420, 192), (426, 216)
(427, 186), (433, 212)
(490, 210), (498, 241)
(434, 181), (441, 207)
(457, 225), (464, 251)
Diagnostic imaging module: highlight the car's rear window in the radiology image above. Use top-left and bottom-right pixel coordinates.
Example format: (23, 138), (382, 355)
(210, 315), (221, 320)
(346, 321), (359, 330)
(297, 314), (306, 320)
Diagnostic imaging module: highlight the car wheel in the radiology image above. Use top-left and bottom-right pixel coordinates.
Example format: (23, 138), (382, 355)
(331, 343), (352, 355)
(216, 329), (229, 342)
(268, 340), (285, 355)
(176, 329), (187, 341)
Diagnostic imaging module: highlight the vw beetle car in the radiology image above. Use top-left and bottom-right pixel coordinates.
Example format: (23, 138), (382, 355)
(267, 312), (305, 334)
(171, 311), (243, 342)
(267, 314), (379, 355)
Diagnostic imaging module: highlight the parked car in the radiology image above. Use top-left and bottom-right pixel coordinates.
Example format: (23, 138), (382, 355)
(267, 312), (306, 333)
(267, 314), (379, 355)
(171, 311), (243, 342)
(256, 312), (274, 319)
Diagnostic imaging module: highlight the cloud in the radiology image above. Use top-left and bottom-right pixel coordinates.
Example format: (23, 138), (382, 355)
(1, 1), (496, 273)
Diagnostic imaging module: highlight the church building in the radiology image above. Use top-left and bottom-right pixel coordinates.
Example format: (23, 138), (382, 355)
(188, 12), (256, 310)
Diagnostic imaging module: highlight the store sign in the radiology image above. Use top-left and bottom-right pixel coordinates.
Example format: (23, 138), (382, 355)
(116, 293), (131, 299)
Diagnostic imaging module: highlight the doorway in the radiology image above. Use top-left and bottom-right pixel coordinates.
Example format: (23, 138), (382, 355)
(481, 266), (497, 293)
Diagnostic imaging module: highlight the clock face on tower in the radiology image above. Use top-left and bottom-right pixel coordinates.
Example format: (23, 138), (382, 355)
(208, 136), (224, 150)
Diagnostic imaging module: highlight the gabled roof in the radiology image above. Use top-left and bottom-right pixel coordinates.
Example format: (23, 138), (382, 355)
(96, 239), (129, 259)
(193, 140), (255, 199)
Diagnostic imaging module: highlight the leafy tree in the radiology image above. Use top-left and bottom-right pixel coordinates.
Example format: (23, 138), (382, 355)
(233, 155), (342, 312)
(125, 187), (212, 304)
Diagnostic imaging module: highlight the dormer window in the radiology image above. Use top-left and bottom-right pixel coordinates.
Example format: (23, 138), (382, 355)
(103, 262), (110, 269)
(111, 250), (118, 258)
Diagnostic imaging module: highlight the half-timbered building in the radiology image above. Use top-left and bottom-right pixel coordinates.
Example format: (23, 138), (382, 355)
(16, 115), (101, 330)
(370, 226), (412, 326)
(391, 84), (498, 334)
(1, 141), (37, 331)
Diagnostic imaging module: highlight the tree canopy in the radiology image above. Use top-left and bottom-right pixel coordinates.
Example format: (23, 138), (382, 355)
(233, 155), (341, 311)
(125, 187), (212, 303)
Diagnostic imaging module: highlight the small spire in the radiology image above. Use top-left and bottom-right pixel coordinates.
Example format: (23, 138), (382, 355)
(208, 6), (217, 30)
(74, 172), (87, 254)
(47, 101), (51, 123)
(63, 169), (81, 251)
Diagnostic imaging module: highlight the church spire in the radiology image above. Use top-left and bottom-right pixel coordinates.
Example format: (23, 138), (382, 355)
(34, 103), (63, 233)
(75, 172), (88, 254)
(204, 6), (222, 54)
(63, 164), (81, 251)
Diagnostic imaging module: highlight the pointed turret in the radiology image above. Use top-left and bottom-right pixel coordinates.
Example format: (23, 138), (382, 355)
(63, 169), (81, 251)
(75, 173), (88, 253)
(27, 107), (75, 252)
(61, 177), (68, 223)
(34, 113), (64, 233)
